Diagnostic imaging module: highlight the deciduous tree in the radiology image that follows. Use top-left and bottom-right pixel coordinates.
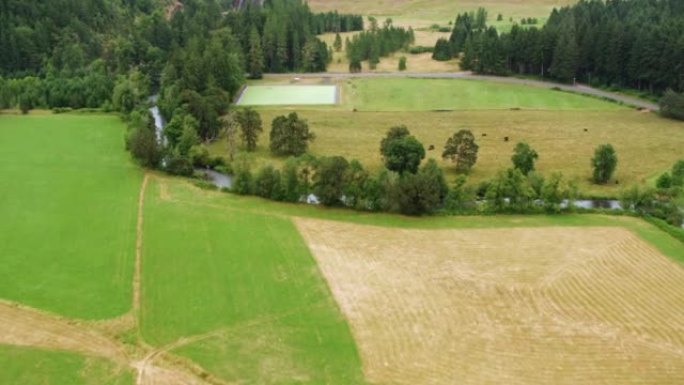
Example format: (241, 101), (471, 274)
(442, 129), (479, 173)
(269, 112), (316, 156)
(511, 142), (539, 175)
(591, 144), (618, 184)
(380, 126), (425, 174)
(236, 107), (262, 152)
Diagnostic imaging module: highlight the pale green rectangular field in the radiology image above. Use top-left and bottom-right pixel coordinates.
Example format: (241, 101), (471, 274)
(238, 85), (338, 105)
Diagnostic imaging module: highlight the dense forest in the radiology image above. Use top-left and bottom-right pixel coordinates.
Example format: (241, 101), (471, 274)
(345, 18), (414, 71)
(0, 0), (362, 113)
(435, 0), (684, 94)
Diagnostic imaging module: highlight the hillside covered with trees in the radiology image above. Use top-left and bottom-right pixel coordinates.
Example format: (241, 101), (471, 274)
(0, 0), (361, 113)
(435, 0), (684, 95)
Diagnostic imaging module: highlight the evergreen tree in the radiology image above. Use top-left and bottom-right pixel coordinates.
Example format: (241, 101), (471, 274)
(333, 33), (343, 52)
(236, 107), (263, 152)
(248, 26), (264, 79)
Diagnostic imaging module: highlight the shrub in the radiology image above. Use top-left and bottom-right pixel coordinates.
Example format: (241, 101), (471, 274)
(409, 46), (434, 54)
(398, 56), (407, 71)
(165, 154), (194, 176)
(659, 90), (684, 120)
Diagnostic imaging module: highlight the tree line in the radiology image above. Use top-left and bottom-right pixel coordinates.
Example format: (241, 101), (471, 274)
(207, 110), (682, 226)
(0, 0), (362, 113)
(434, 0), (684, 95)
(345, 18), (415, 71)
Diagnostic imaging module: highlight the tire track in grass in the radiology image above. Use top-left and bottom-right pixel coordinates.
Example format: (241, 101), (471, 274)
(133, 173), (149, 318)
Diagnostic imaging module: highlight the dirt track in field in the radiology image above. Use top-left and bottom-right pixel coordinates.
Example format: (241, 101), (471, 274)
(0, 173), (218, 385)
(295, 218), (684, 385)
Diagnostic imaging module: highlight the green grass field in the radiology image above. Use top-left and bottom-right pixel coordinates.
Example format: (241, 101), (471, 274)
(0, 345), (132, 385)
(344, 78), (624, 111)
(238, 85), (338, 106)
(0, 114), (141, 319)
(154, 179), (684, 265)
(1, 112), (683, 383)
(140, 178), (365, 383)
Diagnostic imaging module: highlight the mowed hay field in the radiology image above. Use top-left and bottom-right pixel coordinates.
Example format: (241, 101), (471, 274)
(296, 218), (684, 385)
(0, 113), (141, 319)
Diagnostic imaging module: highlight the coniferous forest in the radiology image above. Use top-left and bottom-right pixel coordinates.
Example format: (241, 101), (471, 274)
(435, 0), (684, 94)
(0, 0), (362, 115)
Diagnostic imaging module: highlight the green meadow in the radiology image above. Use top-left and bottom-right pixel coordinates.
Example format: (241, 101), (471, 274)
(0, 345), (132, 385)
(238, 85), (338, 106)
(344, 78), (624, 111)
(0, 114), (141, 319)
(140, 177), (365, 383)
(0, 111), (682, 383)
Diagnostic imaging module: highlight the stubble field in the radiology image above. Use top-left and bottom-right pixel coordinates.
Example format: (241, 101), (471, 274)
(296, 218), (684, 385)
(1, 111), (683, 384)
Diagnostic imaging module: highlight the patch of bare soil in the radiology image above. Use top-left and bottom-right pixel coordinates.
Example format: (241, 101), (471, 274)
(0, 300), (127, 363)
(295, 218), (684, 385)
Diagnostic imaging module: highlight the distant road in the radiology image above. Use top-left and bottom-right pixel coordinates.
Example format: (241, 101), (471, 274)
(266, 71), (660, 111)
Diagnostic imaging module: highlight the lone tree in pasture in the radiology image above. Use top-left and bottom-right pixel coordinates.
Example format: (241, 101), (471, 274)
(591, 144), (618, 184)
(398, 56), (407, 71)
(248, 26), (264, 79)
(269, 112), (316, 156)
(380, 125), (425, 174)
(333, 33), (343, 52)
(236, 108), (262, 152)
(511, 142), (539, 175)
(442, 129), (479, 173)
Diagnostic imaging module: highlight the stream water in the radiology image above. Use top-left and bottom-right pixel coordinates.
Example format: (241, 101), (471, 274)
(149, 98), (683, 227)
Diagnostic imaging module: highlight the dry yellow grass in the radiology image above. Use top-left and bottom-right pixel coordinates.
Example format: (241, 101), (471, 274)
(213, 108), (684, 195)
(308, 0), (576, 21)
(295, 218), (684, 385)
(319, 30), (459, 73)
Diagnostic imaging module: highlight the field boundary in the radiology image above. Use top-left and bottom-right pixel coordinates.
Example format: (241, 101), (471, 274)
(133, 174), (149, 318)
(264, 72), (659, 110)
(233, 85), (248, 105)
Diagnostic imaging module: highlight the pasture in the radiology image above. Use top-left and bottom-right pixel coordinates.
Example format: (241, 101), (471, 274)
(221, 77), (682, 195)
(237, 85), (338, 106)
(0, 114), (141, 319)
(1, 111), (683, 384)
(344, 78), (624, 111)
(140, 177), (364, 383)
(296, 217), (684, 385)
